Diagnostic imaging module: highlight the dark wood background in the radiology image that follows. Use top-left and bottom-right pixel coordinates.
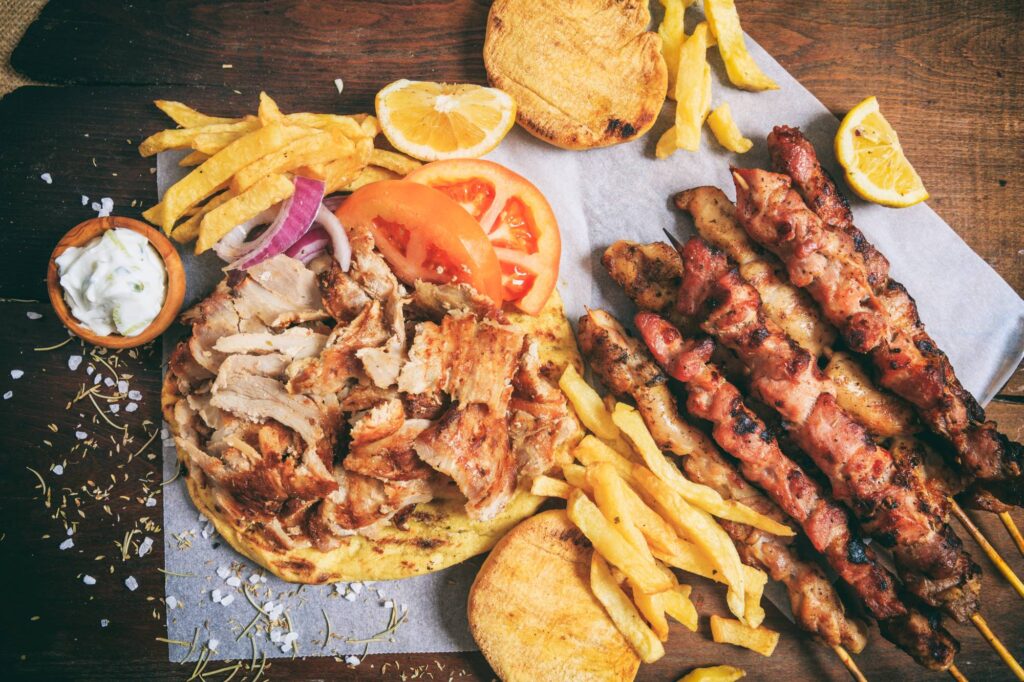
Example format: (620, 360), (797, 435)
(1, 1), (1022, 680)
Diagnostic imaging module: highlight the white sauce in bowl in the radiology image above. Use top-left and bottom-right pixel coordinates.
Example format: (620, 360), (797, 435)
(55, 228), (167, 336)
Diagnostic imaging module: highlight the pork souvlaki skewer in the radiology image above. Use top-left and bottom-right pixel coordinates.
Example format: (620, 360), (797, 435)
(673, 236), (983, 625)
(733, 131), (1024, 507)
(579, 308), (954, 669)
(577, 310), (868, 653)
(636, 313), (961, 670)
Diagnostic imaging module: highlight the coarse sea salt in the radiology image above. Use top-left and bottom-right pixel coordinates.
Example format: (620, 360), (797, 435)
(75, 431), (88, 440)
(109, 404), (120, 414)
(208, 638), (220, 652)
(59, 538), (74, 550)
(53, 464), (64, 475)
(216, 566), (230, 579)
(124, 576), (139, 591)
(3, 391), (12, 400)
(83, 575), (96, 585)
(100, 619), (109, 628)
(166, 596), (178, 609)
(345, 655), (361, 666)
(128, 389), (142, 401)
(10, 370), (23, 379)
(68, 355), (82, 371)
(103, 377), (114, 387)
(117, 380), (129, 393)
(40, 172), (52, 184)
(334, 78), (345, 94)
(96, 197), (114, 218)
(125, 402), (138, 413)
(26, 311), (42, 320)
(212, 589), (224, 603)
(220, 594), (235, 607)
(145, 497), (157, 507)
(138, 536), (154, 557)
(226, 576), (241, 588)
(249, 574), (261, 585)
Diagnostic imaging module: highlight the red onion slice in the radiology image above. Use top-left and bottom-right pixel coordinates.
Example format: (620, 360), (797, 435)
(212, 208), (277, 261)
(315, 203), (351, 272)
(224, 176), (326, 271)
(285, 227), (329, 264)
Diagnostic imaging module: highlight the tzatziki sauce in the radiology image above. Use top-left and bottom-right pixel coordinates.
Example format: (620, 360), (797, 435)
(56, 228), (167, 336)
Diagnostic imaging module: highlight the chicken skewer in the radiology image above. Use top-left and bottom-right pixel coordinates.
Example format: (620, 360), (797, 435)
(676, 184), (1024, 601)
(580, 308), (956, 669)
(577, 310), (869, 655)
(736, 128), (1024, 508)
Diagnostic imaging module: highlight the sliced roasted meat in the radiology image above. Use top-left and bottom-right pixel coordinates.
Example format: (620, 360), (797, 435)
(213, 327), (328, 359)
(345, 419), (435, 481)
(508, 341), (578, 478)
(577, 309), (868, 653)
(350, 397), (407, 445)
(407, 280), (500, 321)
(601, 240), (684, 317)
(230, 255), (330, 328)
(318, 259), (372, 322)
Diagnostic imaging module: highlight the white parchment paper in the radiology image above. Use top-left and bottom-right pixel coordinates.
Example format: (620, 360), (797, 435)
(158, 6), (1024, 663)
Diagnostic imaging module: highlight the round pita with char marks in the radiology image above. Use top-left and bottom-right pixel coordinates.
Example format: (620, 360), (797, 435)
(469, 509), (640, 682)
(484, 0), (667, 150)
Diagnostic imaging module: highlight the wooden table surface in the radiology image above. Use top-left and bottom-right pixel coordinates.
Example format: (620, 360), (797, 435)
(1, 1), (1022, 680)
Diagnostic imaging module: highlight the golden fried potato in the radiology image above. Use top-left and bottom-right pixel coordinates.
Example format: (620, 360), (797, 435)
(469, 510), (640, 682)
(679, 665), (746, 682)
(484, 0), (667, 150)
(710, 615), (780, 656)
(707, 103), (753, 153)
(704, 0), (778, 91)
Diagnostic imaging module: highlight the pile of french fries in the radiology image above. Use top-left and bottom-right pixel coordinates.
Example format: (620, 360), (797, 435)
(530, 365), (784, 662)
(656, 0), (775, 157)
(137, 93), (422, 252)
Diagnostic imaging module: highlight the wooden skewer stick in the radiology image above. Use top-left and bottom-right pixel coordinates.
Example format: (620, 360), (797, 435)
(999, 512), (1024, 557)
(970, 613), (1024, 680)
(833, 645), (867, 682)
(949, 499), (1024, 600)
(948, 664), (969, 682)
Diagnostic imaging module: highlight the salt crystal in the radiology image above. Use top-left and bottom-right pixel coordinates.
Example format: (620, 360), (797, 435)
(283, 631), (298, 644)
(59, 538), (74, 550)
(280, 642), (292, 653)
(226, 576), (241, 587)
(75, 431), (88, 440)
(100, 619), (109, 627)
(343, 591), (356, 602)
(124, 576), (138, 591)
(212, 589), (223, 603)
(220, 594), (235, 607)
(68, 355), (82, 370)
(138, 536), (154, 557)
(334, 583), (346, 594)
(86, 365), (94, 375)
(10, 370), (23, 379)
(117, 380), (128, 393)
(125, 402), (138, 413)
(40, 173), (52, 184)
(98, 197), (114, 218)
(383, 600), (394, 608)
(93, 374), (102, 385)
(160, 427), (169, 439)
(376, 589), (385, 599)
(216, 566), (230, 579)
(83, 575), (96, 585)
(67, 527), (75, 536)
(145, 497), (156, 507)
(269, 605), (285, 620)
(128, 389), (142, 401)
(81, 195), (89, 206)
(270, 628), (283, 643)
(350, 582), (363, 594)
(103, 377), (114, 387)
(26, 312), (42, 320)
(53, 464), (64, 475)
(201, 530), (209, 539)
(345, 655), (361, 666)
(3, 391), (12, 400)
(334, 78), (345, 94)
(109, 404), (120, 414)
(166, 596), (178, 609)
(249, 574), (261, 585)
(208, 638), (219, 652)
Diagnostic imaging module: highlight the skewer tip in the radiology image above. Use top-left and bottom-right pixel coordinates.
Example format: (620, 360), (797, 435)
(832, 645), (868, 682)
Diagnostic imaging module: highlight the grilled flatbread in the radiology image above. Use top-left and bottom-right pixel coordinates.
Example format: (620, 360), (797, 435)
(162, 248), (581, 584)
(484, 0), (667, 150)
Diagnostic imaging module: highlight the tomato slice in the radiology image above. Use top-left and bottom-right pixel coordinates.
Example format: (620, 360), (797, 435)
(334, 180), (503, 305)
(405, 159), (561, 315)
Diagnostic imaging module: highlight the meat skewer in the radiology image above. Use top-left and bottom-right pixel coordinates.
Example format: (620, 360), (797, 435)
(585, 307), (957, 669)
(577, 310), (869, 655)
(734, 127), (1024, 508)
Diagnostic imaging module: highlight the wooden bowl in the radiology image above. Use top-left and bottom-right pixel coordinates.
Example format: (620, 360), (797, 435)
(46, 216), (186, 349)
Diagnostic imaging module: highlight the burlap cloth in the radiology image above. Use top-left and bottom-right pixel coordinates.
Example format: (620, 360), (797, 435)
(1, 0), (46, 96)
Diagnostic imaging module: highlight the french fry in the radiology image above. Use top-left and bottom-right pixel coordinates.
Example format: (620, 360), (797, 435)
(341, 165), (402, 192)
(630, 578), (670, 641)
(590, 554), (665, 664)
(589, 462), (653, 562)
(171, 190), (233, 244)
(657, 22), (711, 158)
(196, 173), (294, 253)
(709, 615), (780, 657)
(258, 91), (285, 125)
(287, 112), (367, 139)
(154, 100), (239, 128)
(707, 103), (753, 154)
(662, 583), (699, 632)
(679, 665), (746, 682)
(573, 435), (635, 483)
(632, 466), (746, 621)
(658, 0), (687, 97)
(613, 403), (794, 537)
(530, 475), (572, 499)
(567, 489), (672, 595)
(742, 564), (768, 629)
(138, 119), (259, 157)
(230, 129), (337, 192)
(369, 149), (422, 176)
(324, 138), (375, 193)
(562, 463), (592, 492)
(178, 150), (210, 167)
(190, 131), (248, 155)
(359, 114), (381, 138)
(559, 365), (620, 441)
(704, 0), (778, 91)
(144, 121), (309, 233)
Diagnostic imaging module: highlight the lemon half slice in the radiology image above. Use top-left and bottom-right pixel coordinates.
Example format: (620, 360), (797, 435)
(835, 96), (928, 208)
(375, 80), (516, 162)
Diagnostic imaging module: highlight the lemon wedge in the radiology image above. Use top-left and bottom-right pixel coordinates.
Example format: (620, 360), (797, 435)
(835, 96), (928, 208)
(375, 80), (516, 161)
